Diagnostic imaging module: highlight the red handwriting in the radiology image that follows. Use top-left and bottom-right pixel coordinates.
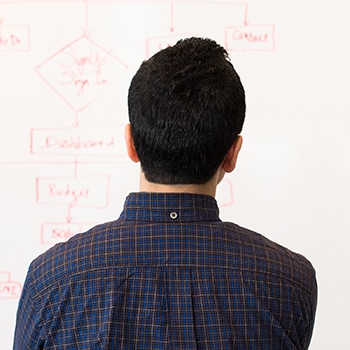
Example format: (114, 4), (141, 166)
(60, 47), (108, 75)
(0, 33), (20, 47)
(48, 182), (90, 203)
(44, 136), (115, 150)
(30, 126), (125, 156)
(0, 272), (22, 299)
(233, 30), (268, 43)
(41, 223), (94, 244)
(36, 175), (110, 208)
(0, 282), (22, 299)
(51, 227), (78, 239)
(0, 25), (29, 51)
(225, 25), (275, 51)
(59, 48), (109, 95)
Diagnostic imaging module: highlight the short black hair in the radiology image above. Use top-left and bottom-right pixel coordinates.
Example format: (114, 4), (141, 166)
(128, 37), (246, 184)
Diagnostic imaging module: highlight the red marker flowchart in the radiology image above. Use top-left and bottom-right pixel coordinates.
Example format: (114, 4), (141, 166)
(1, 0), (275, 246)
(145, 1), (275, 56)
(0, 1), (274, 54)
(31, 2), (128, 245)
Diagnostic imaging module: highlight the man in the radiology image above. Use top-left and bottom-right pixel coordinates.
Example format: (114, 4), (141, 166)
(14, 37), (317, 349)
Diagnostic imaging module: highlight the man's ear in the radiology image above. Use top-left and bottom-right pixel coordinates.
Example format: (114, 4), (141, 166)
(124, 123), (139, 163)
(222, 135), (243, 173)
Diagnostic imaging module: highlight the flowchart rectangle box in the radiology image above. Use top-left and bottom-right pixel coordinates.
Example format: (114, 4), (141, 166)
(0, 272), (22, 299)
(30, 125), (125, 156)
(225, 25), (275, 51)
(41, 222), (94, 244)
(0, 281), (22, 299)
(0, 282), (22, 299)
(36, 175), (110, 207)
(146, 34), (192, 58)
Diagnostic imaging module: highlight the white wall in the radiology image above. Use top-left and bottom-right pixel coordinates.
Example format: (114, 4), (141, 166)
(0, 1), (349, 348)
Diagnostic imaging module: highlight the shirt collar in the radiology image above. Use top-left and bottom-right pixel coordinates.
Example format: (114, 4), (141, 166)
(120, 192), (221, 222)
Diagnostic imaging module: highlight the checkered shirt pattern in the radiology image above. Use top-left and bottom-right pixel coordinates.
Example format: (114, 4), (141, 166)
(14, 192), (317, 349)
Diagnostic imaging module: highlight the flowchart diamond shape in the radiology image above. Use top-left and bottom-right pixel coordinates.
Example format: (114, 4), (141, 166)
(36, 35), (127, 112)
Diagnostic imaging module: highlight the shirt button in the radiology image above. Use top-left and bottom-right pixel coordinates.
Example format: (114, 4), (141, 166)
(170, 211), (178, 219)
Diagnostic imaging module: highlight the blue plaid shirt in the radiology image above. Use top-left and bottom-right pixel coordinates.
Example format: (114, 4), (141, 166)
(14, 192), (317, 349)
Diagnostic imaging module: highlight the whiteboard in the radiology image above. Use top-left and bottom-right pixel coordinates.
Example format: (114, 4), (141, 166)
(1, 0), (349, 349)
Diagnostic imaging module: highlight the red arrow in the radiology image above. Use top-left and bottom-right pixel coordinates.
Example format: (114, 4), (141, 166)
(243, 3), (249, 26)
(170, 1), (175, 32)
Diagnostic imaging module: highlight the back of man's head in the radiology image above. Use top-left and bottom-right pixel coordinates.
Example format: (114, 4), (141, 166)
(128, 37), (246, 185)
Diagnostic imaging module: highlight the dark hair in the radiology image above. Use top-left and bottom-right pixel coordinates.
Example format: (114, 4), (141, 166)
(128, 37), (246, 184)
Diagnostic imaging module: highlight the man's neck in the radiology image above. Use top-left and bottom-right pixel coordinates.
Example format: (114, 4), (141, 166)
(139, 172), (218, 198)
